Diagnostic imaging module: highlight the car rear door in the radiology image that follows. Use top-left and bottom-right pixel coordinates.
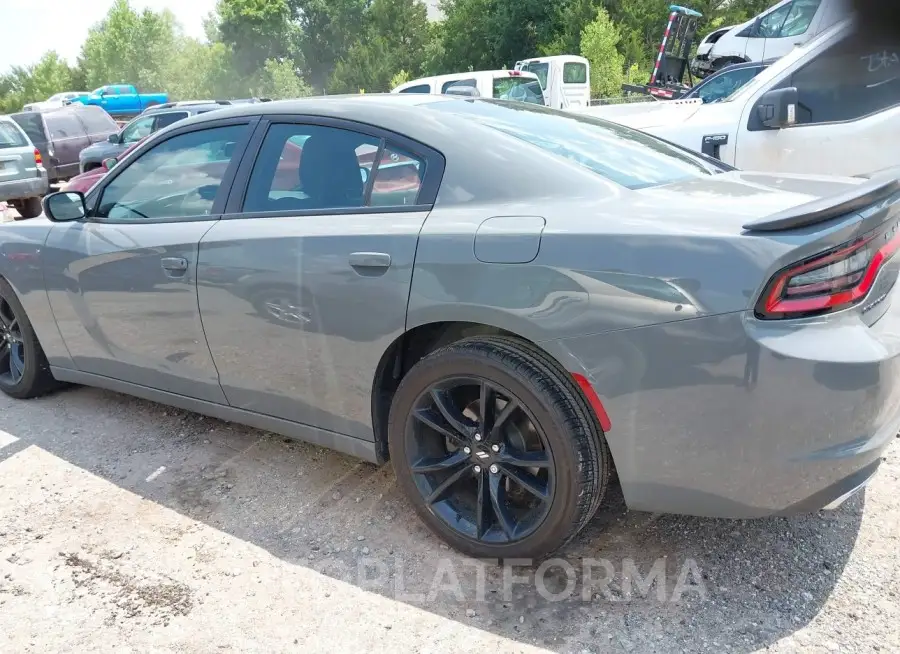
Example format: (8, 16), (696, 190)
(196, 117), (444, 440)
(42, 117), (256, 402)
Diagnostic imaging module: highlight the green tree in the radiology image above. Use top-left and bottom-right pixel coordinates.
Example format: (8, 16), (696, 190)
(79, 0), (179, 90)
(0, 52), (77, 113)
(580, 8), (625, 99)
(253, 58), (314, 98)
(216, 0), (298, 76)
(289, 0), (368, 90)
(391, 69), (411, 88)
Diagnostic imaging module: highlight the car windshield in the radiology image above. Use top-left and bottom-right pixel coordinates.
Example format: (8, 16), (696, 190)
(0, 122), (28, 149)
(520, 62), (549, 88)
(427, 99), (723, 190)
(493, 76), (545, 105)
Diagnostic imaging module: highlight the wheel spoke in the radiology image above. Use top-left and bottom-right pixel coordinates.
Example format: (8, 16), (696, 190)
(0, 341), (7, 357)
(500, 465), (549, 500)
(479, 381), (496, 433)
(475, 472), (491, 539)
(425, 464), (473, 505)
(411, 450), (468, 474)
(0, 302), (11, 328)
(430, 388), (474, 438)
(9, 349), (24, 382)
(488, 398), (520, 440)
(497, 447), (551, 469)
(488, 473), (517, 539)
(413, 407), (468, 447)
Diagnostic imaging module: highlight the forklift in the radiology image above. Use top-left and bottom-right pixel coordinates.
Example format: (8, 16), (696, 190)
(622, 5), (704, 100)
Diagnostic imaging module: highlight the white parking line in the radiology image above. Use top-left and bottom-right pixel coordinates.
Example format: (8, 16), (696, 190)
(145, 466), (166, 482)
(0, 429), (20, 449)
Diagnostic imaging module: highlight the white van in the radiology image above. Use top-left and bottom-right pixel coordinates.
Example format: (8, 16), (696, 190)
(691, 0), (847, 76)
(580, 18), (900, 178)
(391, 70), (545, 105)
(514, 55), (591, 109)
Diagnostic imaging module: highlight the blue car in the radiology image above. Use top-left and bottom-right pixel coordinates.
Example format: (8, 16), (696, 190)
(70, 84), (169, 118)
(682, 59), (774, 103)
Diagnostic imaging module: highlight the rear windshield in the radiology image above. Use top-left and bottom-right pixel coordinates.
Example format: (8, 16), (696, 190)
(563, 62), (588, 84)
(521, 62), (549, 89)
(426, 100), (722, 190)
(76, 106), (117, 133)
(0, 121), (28, 149)
(10, 112), (46, 145)
(493, 76), (545, 105)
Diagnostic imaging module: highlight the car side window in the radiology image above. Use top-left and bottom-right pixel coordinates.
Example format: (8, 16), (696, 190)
(153, 111), (189, 130)
(442, 79), (476, 93)
(755, 3), (792, 38)
(779, 0), (821, 38)
(243, 123), (380, 213)
(47, 113), (82, 139)
(121, 116), (155, 143)
(790, 31), (900, 125)
(399, 84), (431, 94)
(368, 145), (425, 207)
(95, 125), (245, 223)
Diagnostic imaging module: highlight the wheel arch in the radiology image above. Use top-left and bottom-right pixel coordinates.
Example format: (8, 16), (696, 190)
(370, 316), (611, 463)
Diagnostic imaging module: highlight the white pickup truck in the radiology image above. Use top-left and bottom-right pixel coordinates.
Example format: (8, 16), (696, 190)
(580, 18), (900, 178)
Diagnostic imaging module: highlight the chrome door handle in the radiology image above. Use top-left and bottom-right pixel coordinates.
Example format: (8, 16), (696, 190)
(349, 252), (391, 269)
(161, 257), (188, 272)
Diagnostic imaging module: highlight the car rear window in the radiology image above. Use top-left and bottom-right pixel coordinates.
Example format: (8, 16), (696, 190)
(426, 100), (722, 190)
(9, 112), (46, 145)
(563, 62), (588, 84)
(75, 106), (118, 133)
(0, 121), (28, 149)
(493, 76), (545, 105)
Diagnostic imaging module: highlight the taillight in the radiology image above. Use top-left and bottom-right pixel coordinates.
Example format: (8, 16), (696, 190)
(33, 148), (42, 166)
(756, 220), (900, 319)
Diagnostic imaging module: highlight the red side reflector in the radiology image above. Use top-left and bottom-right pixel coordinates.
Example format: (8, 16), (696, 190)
(33, 148), (42, 165)
(571, 373), (612, 432)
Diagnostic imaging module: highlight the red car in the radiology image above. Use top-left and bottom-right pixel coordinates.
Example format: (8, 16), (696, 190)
(63, 138), (146, 193)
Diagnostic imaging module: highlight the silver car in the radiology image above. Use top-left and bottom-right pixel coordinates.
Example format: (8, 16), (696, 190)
(0, 115), (49, 219)
(2, 95), (899, 560)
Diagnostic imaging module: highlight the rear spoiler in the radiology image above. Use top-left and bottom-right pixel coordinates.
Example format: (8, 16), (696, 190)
(742, 175), (900, 232)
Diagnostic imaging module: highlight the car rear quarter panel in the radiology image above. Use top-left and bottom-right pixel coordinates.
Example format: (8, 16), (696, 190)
(0, 220), (72, 367)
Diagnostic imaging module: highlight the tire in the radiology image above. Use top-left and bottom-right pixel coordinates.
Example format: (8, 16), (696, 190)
(0, 278), (61, 399)
(15, 197), (42, 220)
(388, 335), (610, 560)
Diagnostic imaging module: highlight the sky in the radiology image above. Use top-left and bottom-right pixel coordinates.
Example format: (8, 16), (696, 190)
(0, 0), (218, 73)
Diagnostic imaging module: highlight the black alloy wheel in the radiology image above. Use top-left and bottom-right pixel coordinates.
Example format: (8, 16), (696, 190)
(405, 376), (555, 544)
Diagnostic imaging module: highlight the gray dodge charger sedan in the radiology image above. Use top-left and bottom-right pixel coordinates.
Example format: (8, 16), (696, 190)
(1, 95), (898, 559)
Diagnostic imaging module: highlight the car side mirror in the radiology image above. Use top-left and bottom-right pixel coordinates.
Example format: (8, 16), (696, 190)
(42, 191), (87, 222)
(756, 87), (799, 129)
(102, 157), (117, 171)
(108, 133), (118, 143)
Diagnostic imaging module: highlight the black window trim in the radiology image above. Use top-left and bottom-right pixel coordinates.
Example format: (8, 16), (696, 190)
(398, 84), (432, 94)
(82, 115), (260, 225)
(222, 114), (446, 220)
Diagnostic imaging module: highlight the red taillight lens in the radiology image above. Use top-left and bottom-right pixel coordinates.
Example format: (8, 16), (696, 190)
(756, 221), (900, 319)
(33, 148), (42, 166)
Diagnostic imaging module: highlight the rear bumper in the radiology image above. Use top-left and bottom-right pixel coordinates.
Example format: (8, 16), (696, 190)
(551, 292), (900, 518)
(0, 170), (49, 202)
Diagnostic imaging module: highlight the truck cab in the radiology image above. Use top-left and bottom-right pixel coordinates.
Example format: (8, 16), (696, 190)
(514, 55), (591, 109)
(579, 19), (900, 178)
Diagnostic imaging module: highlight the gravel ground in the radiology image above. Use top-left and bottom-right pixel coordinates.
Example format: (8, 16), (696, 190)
(0, 384), (897, 653)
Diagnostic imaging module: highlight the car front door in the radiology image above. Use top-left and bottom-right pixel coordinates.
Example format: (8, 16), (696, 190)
(42, 118), (255, 402)
(744, 1), (792, 62)
(737, 28), (900, 176)
(197, 118), (443, 439)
